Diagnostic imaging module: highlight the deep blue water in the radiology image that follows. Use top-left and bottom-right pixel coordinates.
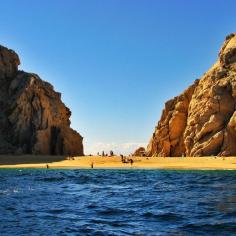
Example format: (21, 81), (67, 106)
(0, 169), (236, 236)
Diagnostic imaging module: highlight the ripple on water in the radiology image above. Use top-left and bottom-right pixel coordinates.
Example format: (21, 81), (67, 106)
(0, 169), (236, 235)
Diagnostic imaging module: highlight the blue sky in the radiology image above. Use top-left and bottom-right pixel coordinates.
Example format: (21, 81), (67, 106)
(1, 0), (236, 154)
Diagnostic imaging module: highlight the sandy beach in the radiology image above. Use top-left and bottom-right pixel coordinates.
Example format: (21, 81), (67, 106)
(0, 155), (236, 170)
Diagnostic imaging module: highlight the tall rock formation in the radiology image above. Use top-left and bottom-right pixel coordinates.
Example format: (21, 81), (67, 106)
(147, 33), (236, 157)
(0, 44), (83, 156)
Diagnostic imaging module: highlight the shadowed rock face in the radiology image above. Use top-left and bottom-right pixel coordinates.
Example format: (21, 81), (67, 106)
(147, 33), (236, 157)
(0, 45), (83, 156)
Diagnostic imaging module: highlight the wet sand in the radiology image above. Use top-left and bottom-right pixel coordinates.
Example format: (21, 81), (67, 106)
(0, 155), (236, 170)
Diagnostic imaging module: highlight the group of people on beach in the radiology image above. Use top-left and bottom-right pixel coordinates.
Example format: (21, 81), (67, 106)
(120, 155), (134, 166)
(96, 150), (114, 157)
(89, 155), (134, 169)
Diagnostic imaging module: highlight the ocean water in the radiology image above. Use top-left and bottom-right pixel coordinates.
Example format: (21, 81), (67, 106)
(0, 169), (236, 236)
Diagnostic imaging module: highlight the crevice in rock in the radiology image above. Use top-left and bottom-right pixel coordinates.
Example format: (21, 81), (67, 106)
(50, 126), (61, 155)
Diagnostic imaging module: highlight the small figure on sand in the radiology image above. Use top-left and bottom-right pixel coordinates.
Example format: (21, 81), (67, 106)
(91, 162), (94, 169)
(46, 164), (49, 169)
(110, 150), (114, 156)
(130, 158), (134, 166)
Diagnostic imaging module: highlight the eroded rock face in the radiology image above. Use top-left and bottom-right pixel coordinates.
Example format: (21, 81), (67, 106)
(147, 33), (236, 157)
(0, 45), (83, 156)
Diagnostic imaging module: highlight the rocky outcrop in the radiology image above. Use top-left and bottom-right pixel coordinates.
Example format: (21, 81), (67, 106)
(147, 33), (236, 157)
(0, 45), (83, 156)
(133, 147), (146, 156)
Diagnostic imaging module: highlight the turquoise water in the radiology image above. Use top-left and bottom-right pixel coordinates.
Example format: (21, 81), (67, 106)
(0, 169), (236, 235)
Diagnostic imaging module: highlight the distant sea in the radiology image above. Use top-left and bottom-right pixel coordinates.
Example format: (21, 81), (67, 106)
(0, 169), (236, 235)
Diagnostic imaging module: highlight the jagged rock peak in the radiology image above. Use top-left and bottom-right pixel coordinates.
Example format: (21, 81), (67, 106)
(0, 44), (84, 156)
(147, 33), (236, 157)
(0, 45), (20, 79)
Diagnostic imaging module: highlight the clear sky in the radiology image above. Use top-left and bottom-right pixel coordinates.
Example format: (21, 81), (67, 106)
(1, 0), (236, 154)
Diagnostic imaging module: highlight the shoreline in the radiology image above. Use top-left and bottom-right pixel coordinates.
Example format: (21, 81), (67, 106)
(0, 156), (236, 170)
(1, 167), (236, 171)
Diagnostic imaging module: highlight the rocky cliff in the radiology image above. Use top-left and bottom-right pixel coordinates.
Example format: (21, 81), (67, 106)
(147, 33), (236, 157)
(0, 45), (83, 156)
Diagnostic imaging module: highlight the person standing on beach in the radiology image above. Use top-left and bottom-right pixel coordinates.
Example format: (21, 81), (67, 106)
(110, 150), (114, 156)
(120, 154), (124, 163)
(91, 162), (94, 168)
(130, 159), (133, 166)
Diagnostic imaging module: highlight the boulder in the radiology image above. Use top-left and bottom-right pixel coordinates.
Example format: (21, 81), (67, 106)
(133, 147), (146, 156)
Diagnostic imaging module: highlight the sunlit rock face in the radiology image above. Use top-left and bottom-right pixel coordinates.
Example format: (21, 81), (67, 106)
(147, 33), (236, 157)
(0, 45), (83, 156)
(133, 147), (146, 156)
